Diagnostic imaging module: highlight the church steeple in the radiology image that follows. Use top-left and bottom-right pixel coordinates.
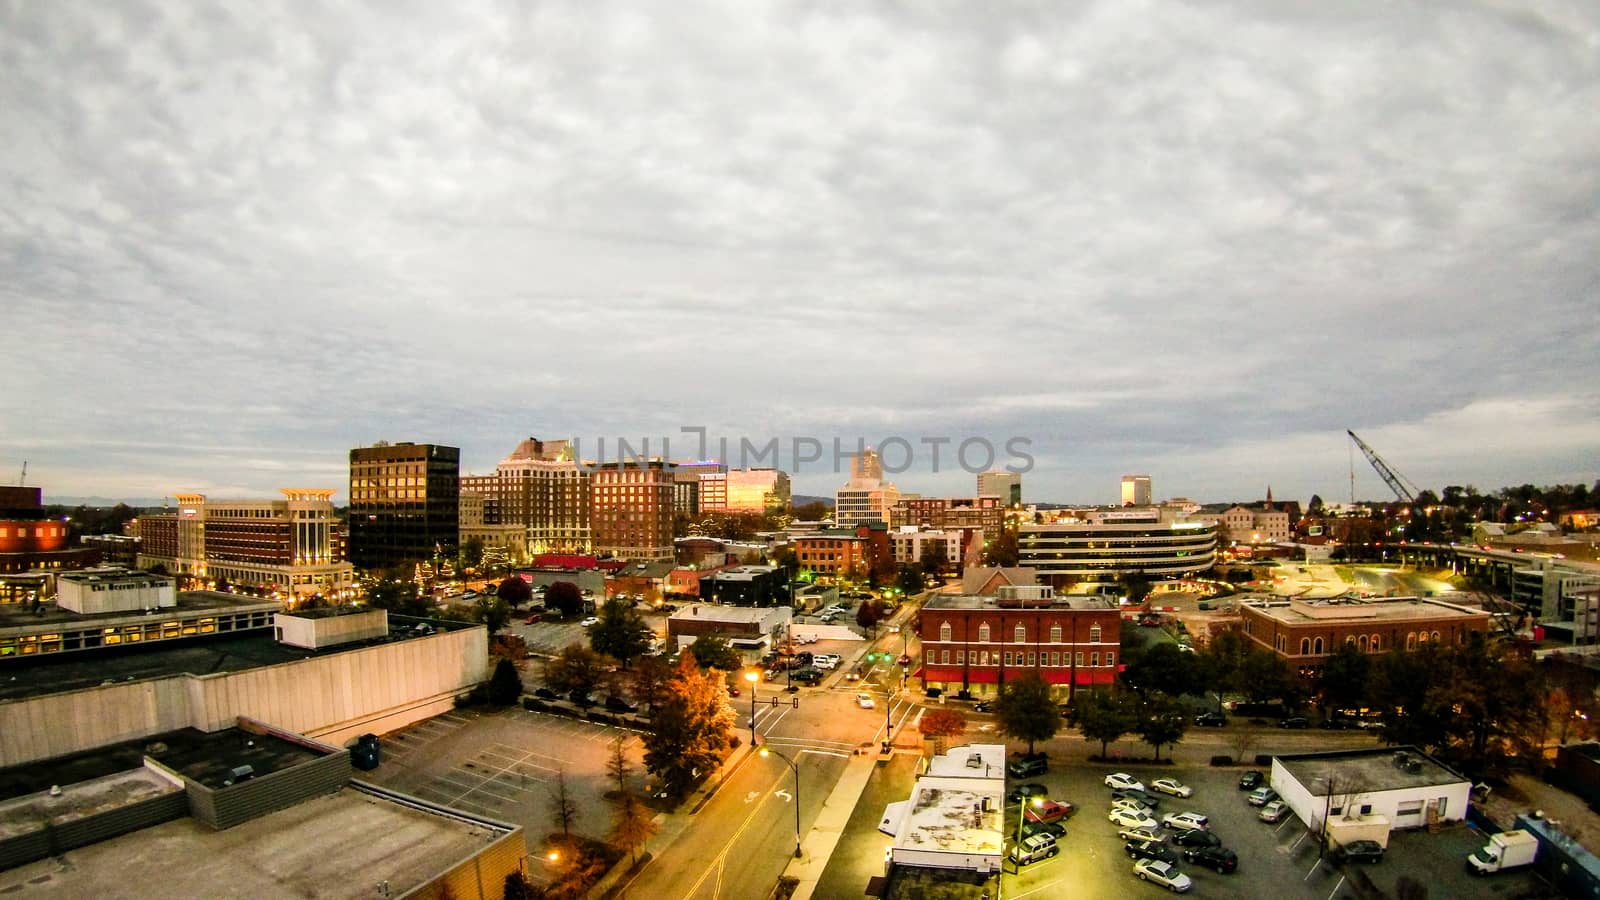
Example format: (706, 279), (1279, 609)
(1265, 485), (1274, 509)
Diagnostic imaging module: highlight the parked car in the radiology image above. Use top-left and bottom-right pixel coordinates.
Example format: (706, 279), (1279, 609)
(533, 687), (559, 700)
(523, 613), (543, 624)
(1162, 812), (1210, 832)
(790, 667), (824, 685)
(568, 690), (597, 707)
(1125, 839), (1179, 864)
(1151, 778), (1193, 798)
(1104, 773), (1145, 792)
(1006, 783), (1049, 804)
(855, 692), (875, 709)
(1195, 711), (1227, 727)
(1022, 819), (1067, 840)
(1184, 846), (1238, 873)
(973, 700), (993, 713)
(1112, 798), (1156, 818)
(1010, 832), (1059, 866)
(1108, 808), (1159, 830)
(580, 616), (599, 627)
(1112, 787), (1161, 809)
(1118, 825), (1162, 843)
(1332, 839), (1385, 863)
(1238, 771), (1264, 790)
(1132, 859), (1192, 892)
(1320, 717), (1358, 730)
(1026, 800), (1074, 824)
(1007, 752), (1048, 778)
(1247, 787), (1278, 807)
(1171, 829), (1221, 849)
(1278, 716), (1310, 729)
(604, 695), (639, 713)
(1258, 800), (1290, 823)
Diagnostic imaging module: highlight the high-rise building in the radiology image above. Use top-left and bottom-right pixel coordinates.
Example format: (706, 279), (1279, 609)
(836, 450), (899, 526)
(722, 468), (791, 515)
(674, 461), (726, 517)
(348, 442), (460, 570)
(591, 461), (675, 561)
(977, 471), (1022, 506)
(136, 489), (355, 599)
(461, 438), (591, 553)
(1121, 475), (1152, 507)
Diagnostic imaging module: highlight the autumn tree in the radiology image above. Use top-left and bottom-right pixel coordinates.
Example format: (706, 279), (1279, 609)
(994, 670), (1061, 754)
(856, 599), (886, 635)
(609, 791), (659, 868)
(643, 652), (737, 800)
(608, 735), (632, 797)
(630, 654), (672, 710)
(919, 709), (968, 756)
(472, 593), (512, 637)
(496, 575), (533, 609)
(545, 580), (584, 617)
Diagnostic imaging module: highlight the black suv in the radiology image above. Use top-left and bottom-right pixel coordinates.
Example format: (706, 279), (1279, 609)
(790, 667), (824, 686)
(1238, 771), (1264, 790)
(1125, 839), (1179, 864)
(1006, 783), (1048, 804)
(1195, 711), (1227, 727)
(1006, 752), (1048, 778)
(1184, 846), (1239, 873)
(1172, 829), (1221, 849)
(1333, 840), (1384, 863)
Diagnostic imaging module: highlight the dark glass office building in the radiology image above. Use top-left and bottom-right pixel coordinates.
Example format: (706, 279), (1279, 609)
(347, 443), (460, 571)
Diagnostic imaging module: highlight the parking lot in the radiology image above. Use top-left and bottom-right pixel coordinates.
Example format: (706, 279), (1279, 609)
(365, 705), (646, 841)
(1002, 763), (1554, 899)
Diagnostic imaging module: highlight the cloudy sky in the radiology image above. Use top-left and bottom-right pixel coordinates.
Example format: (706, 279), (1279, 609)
(4, 1), (1598, 506)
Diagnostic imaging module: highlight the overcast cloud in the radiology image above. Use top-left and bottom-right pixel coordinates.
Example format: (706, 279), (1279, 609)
(3, 0), (1598, 505)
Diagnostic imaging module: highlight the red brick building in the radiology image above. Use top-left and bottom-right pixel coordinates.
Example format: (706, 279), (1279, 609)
(0, 486), (98, 577)
(918, 588), (1122, 699)
(1239, 596), (1492, 672)
(793, 521), (891, 579)
(590, 461), (675, 561)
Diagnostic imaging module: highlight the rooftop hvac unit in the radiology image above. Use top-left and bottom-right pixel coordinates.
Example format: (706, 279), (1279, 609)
(229, 764), (256, 782)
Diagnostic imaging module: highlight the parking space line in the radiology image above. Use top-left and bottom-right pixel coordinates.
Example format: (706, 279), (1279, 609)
(1326, 875), (1345, 899)
(1303, 857), (1322, 880)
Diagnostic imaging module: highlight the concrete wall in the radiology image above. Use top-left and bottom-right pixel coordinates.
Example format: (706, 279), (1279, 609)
(175, 749), (353, 830)
(0, 627), (488, 767)
(355, 781), (527, 900)
(275, 609), (388, 649)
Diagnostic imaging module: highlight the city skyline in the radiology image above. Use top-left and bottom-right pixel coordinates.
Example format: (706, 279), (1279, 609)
(4, 3), (1598, 506)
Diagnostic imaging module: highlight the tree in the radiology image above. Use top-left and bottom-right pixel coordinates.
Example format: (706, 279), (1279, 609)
(856, 599), (886, 634)
(1122, 643), (1204, 697)
(546, 581), (583, 617)
(502, 872), (534, 900)
(608, 734), (632, 797)
(1368, 644), (1450, 750)
(1076, 688), (1139, 758)
(1135, 691), (1191, 761)
(895, 564), (927, 598)
(458, 536), (485, 571)
(920, 541), (949, 578)
(550, 769), (577, 835)
(590, 597), (651, 666)
(544, 643), (615, 698)
(1316, 642), (1370, 717)
(488, 658), (524, 706)
(993, 671), (1061, 754)
(367, 569), (426, 615)
(630, 654), (672, 710)
(919, 709), (968, 756)
(1198, 629), (1250, 699)
(497, 575), (533, 609)
(1117, 571), (1152, 606)
(1236, 648), (1299, 706)
(609, 791), (659, 868)
(982, 528), (1019, 567)
(643, 653), (737, 800)
(688, 633), (740, 672)
(473, 594), (512, 637)
(1308, 494), (1326, 516)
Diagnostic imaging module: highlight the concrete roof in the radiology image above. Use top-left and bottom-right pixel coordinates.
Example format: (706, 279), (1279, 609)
(0, 767), (180, 841)
(0, 590), (278, 630)
(668, 604), (780, 624)
(0, 788), (508, 899)
(701, 565), (779, 582)
(924, 594), (1116, 611)
(1277, 746), (1468, 795)
(1243, 596), (1489, 626)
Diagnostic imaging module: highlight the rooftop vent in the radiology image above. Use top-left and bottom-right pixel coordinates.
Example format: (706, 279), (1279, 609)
(229, 764), (256, 782)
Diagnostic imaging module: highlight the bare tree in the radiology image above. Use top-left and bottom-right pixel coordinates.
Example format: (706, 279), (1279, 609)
(608, 735), (631, 798)
(1227, 728), (1257, 764)
(609, 792), (659, 868)
(550, 769), (577, 835)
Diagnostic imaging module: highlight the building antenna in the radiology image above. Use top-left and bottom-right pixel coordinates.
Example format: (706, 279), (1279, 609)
(17, 461), (24, 487)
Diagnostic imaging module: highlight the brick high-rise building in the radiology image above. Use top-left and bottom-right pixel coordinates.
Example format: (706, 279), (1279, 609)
(590, 461), (675, 561)
(461, 438), (591, 554)
(348, 442), (460, 570)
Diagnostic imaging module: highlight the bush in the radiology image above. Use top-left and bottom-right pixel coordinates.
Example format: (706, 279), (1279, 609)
(1210, 755), (1234, 767)
(489, 658), (524, 706)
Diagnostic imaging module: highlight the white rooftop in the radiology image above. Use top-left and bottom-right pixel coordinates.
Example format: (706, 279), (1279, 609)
(884, 743), (1005, 872)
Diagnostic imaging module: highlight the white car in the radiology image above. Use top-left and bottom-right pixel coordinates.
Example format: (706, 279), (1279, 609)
(856, 692), (875, 709)
(1111, 798), (1155, 817)
(1162, 812), (1210, 832)
(812, 656), (838, 670)
(1104, 773), (1144, 792)
(580, 616), (599, 627)
(1108, 808), (1159, 830)
(1133, 858), (1192, 892)
(1151, 778), (1194, 799)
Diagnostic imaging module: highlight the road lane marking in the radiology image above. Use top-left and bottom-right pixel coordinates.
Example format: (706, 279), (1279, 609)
(678, 768), (791, 900)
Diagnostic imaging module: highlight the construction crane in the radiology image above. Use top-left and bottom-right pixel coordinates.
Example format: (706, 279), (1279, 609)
(1347, 430), (1421, 504)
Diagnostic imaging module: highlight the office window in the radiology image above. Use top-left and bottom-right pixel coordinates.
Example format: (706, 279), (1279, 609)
(1003, 651), (1013, 666)
(1075, 652), (1084, 665)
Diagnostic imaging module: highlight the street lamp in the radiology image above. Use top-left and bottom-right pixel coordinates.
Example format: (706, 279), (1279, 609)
(759, 745), (803, 858)
(1011, 795), (1043, 873)
(745, 670), (760, 748)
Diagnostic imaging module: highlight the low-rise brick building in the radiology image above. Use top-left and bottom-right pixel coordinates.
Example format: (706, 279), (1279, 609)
(917, 587), (1122, 699)
(1239, 596), (1492, 671)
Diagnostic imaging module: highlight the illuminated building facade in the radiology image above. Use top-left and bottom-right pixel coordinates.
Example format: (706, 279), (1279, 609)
(917, 589), (1123, 698)
(137, 490), (355, 600)
(977, 471), (1022, 506)
(348, 442), (460, 569)
(460, 438), (591, 554)
(591, 461), (675, 561)
(0, 486), (98, 579)
(1121, 475), (1152, 507)
(1017, 519), (1217, 581)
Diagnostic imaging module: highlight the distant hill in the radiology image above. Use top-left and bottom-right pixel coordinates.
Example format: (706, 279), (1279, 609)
(791, 494), (834, 509)
(45, 497), (167, 509)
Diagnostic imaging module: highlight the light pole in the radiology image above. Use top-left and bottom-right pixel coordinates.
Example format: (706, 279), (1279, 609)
(1011, 795), (1042, 873)
(759, 745), (803, 859)
(745, 670), (760, 748)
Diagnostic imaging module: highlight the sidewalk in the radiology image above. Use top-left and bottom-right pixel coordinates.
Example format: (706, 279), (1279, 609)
(781, 748), (889, 900)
